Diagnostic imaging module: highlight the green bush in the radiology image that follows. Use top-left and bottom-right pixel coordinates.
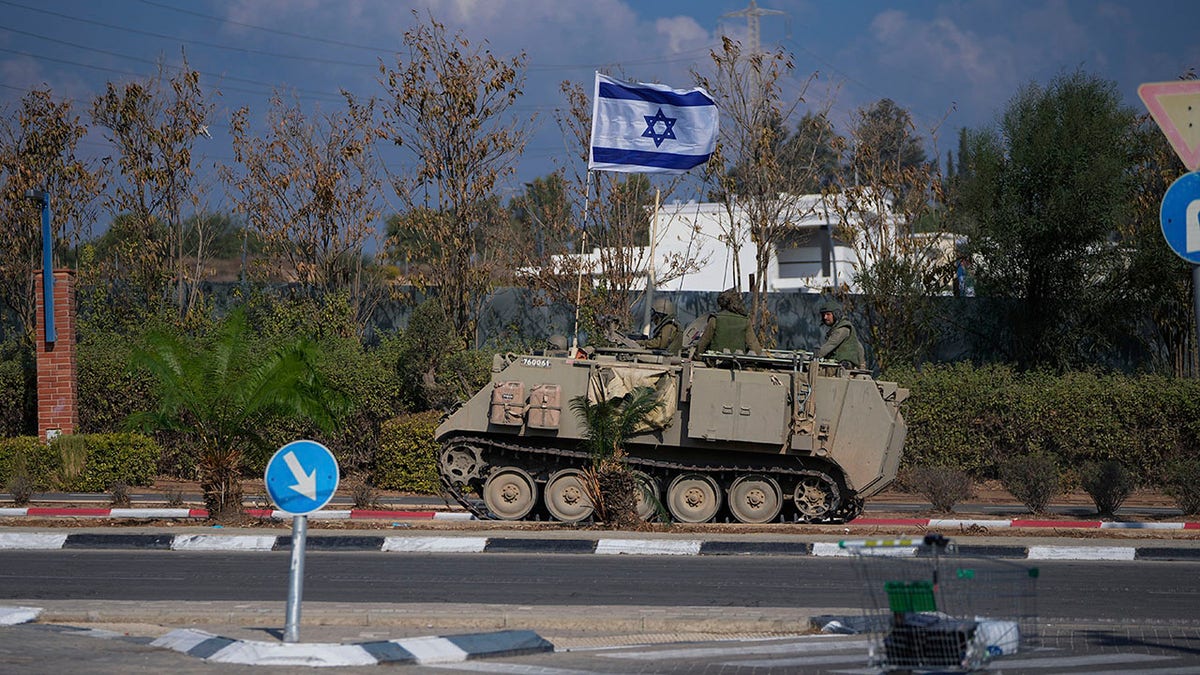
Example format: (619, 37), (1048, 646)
(372, 412), (442, 494)
(999, 453), (1060, 514)
(77, 329), (158, 434)
(0, 434), (158, 492)
(67, 433), (158, 491)
(1080, 460), (1135, 517)
(0, 437), (58, 490)
(892, 363), (1200, 484)
(1163, 457), (1200, 515)
(0, 338), (34, 437)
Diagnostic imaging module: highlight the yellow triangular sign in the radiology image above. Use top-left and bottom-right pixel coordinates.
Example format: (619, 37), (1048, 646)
(1139, 81), (1200, 172)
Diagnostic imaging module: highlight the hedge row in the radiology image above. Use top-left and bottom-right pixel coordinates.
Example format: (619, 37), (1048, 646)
(892, 363), (1200, 483)
(372, 411), (442, 493)
(0, 433), (160, 491)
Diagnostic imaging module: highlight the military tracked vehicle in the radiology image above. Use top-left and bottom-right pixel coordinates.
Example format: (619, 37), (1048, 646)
(435, 347), (908, 524)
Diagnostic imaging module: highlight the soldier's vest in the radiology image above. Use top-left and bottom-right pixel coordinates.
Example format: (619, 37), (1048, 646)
(829, 317), (865, 367)
(711, 311), (751, 352)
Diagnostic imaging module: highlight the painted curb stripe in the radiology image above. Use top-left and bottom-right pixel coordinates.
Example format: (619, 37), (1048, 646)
(382, 537), (488, 553)
(698, 541), (812, 556)
(26, 507), (111, 517)
(444, 630), (554, 659)
(1100, 521), (1184, 530)
(303, 510), (352, 520)
(64, 533), (174, 550)
(152, 628), (221, 654)
(206, 640), (378, 666)
(483, 538), (597, 554)
(170, 535), (277, 551)
(1012, 519), (1101, 528)
(392, 636), (470, 664)
(108, 508), (193, 519)
(929, 519), (1013, 528)
(1027, 545), (1136, 560)
(275, 536), (385, 551)
(0, 508), (29, 516)
(433, 512), (475, 520)
(955, 545), (1030, 559)
(848, 518), (927, 526)
(0, 606), (41, 625)
(359, 640), (417, 663)
(352, 510), (433, 520)
(0, 533), (68, 549)
(1134, 547), (1200, 560)
(594, 539), (702, 555)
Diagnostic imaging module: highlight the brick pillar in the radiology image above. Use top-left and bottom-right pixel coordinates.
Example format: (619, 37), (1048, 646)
(35, 269), (78, 441)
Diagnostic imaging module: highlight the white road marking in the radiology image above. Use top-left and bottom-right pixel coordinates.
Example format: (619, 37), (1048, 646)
(382, 536), (488, 553)
(1027, 545), (1137, 560)
(594, 539), (701, 555)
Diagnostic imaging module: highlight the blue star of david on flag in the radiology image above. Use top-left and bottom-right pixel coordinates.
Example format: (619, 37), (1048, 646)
(642, 109), (677, 147)
(589, 73), (718, 174)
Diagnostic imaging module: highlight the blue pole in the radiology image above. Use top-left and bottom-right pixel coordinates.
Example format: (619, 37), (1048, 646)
(26, 190), (54, 344)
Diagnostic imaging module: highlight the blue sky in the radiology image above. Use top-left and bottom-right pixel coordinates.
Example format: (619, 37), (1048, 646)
(2, 0), (1198, 211)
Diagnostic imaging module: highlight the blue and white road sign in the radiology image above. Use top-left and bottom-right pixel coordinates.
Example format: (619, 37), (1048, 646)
(265, 440), (340, 515)
(1161, 172), (1200, 264)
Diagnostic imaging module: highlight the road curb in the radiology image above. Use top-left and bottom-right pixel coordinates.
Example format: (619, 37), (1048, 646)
(2, 507), (1197, 530)
(3, 532), (1200, 560)
(150, 627), (552, 667)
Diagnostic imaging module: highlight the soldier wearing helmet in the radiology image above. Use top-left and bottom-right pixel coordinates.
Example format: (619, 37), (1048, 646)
(694, 287), (764, 355)
(814, 299), (865, 369)
(637, 296), (683, 354)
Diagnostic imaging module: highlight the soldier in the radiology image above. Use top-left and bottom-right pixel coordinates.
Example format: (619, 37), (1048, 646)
(814, 299), (865, 369)
(694, 287), (763, 354)
(638, 297), (683, 354)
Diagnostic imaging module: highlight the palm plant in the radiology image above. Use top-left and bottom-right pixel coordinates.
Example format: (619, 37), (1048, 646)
(126, 308), (341, 520)
(569, 386), (662, 526)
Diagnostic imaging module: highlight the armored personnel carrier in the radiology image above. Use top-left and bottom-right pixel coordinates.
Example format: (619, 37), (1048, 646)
(435, 347), (908, 524)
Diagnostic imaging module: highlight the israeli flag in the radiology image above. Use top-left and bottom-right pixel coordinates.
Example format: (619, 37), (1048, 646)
(589, 73), (718, 174)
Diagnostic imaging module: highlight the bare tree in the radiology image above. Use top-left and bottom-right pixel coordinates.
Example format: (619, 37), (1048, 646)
(224, 91), (385, 322)
(536, 80), (694, 334)
(829, 100), (950, 370)
(695, 37), (830, 345)
(90, 54), (214, 318)
(0, 88), (103, 339)
(379, 11), (533, 342)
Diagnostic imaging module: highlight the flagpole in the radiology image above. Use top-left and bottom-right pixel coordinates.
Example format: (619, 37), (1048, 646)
(641, 188), (661, 336)
(572, 171), (594, 353)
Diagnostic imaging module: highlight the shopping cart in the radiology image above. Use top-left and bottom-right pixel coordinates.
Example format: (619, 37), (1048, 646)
(840, 533), (1039, 672)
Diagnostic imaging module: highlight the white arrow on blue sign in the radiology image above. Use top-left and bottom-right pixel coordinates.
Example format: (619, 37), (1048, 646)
(265, 440), (340, 515)
(1161, 172), (1200, 265)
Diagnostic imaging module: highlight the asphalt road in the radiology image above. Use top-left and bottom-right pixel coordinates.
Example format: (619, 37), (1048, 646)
(2, 550), (1198, 624)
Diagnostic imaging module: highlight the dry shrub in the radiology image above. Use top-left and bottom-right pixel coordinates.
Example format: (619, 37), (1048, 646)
(906, 465), (975, 513)
(7, 474), (34, 505)
(999, 453), (1059, 514)
(1080, 460), (1134, 517)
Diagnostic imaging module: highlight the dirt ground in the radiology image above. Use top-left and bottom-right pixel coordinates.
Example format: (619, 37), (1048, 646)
(6, 476), (1192, 540)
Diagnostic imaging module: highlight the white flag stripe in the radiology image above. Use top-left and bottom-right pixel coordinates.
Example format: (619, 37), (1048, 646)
(592, 98), (717, 153)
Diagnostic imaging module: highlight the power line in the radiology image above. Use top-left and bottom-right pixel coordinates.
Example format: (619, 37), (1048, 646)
(0, 0), (380, 69)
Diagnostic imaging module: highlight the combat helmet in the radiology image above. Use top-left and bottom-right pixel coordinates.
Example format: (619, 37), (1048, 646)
(651, 297), (675, 316)
(818, 298), (842, 320)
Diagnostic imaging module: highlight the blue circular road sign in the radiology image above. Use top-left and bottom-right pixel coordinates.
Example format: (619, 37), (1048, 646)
(1161, 172), (1200, 264)
(265, 440), (340, 515)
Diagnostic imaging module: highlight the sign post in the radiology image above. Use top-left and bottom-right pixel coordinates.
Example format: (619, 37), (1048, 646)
(265, 440), (339, 643)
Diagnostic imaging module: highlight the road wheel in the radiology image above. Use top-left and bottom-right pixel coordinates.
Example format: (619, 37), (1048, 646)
(632, 470), (661, 521)
(483, 467), (537, 520)
(728, 474), (782, 524)
(544, 469), (593, 523)
(792, 470), (842, 522)
(667, 473), (721, 523)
